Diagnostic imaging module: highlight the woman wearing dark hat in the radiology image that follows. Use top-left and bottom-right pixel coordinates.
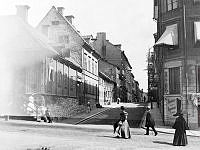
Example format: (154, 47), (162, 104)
(172, 111), (189, 146)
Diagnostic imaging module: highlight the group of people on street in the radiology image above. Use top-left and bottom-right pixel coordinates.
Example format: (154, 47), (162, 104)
(113, 105), (189, 146)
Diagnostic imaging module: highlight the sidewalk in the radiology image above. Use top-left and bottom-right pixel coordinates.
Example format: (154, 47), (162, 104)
(141, 102), (200, 137)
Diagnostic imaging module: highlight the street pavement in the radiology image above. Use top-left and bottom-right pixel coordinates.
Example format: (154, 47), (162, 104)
(1, 102), (200, 149)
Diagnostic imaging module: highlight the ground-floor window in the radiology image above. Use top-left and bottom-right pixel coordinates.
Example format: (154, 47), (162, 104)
(169, 67), (180, 94)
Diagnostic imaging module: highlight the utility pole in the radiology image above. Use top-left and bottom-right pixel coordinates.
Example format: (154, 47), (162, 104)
(182, 0), (188, 124)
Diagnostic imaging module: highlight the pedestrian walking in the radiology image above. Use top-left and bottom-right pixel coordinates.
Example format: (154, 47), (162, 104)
(114, 106), (131, 139)
(45, 107), (52, 123)
(172, 111), (189, 146)
(87, 101), (91, 113)
(144, 106), (157, 136)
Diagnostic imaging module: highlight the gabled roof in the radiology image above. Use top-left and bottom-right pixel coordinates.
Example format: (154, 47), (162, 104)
(37, 6), (81, 40)
(0, 15), (58, 56)
(37, 6), (99, 58)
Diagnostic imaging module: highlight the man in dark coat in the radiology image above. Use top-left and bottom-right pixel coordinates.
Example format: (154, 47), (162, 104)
(145, 106), (157, 136)
(172, 111), (189, 146)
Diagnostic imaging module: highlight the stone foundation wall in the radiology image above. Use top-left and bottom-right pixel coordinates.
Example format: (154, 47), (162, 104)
(45, 96), (87, 118)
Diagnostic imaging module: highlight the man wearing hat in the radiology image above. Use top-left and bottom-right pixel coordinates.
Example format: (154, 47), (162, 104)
(172, 111), (189, 146)
(144, 106), (157, 136)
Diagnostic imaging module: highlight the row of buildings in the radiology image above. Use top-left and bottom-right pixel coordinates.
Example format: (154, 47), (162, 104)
(150, 0), (200, 129)
(0, 5), (143, 118)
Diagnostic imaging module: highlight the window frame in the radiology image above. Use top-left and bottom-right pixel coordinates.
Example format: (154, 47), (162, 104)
(169, 67), (180, 94)
(166, 0), (178, 11)
(194, 21), (200, 47)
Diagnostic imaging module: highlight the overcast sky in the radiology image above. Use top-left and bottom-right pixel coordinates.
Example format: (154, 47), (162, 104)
(0, 0), (156, 92)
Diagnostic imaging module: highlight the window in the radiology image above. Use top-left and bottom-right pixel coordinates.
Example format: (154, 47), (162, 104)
(169, 67), (180, 94)
(63, 65), (69, 96)
(58, 35), (69, 43)
(92, 59), (94, 74)
(194, 22), (200, 46)
(83, 53), (87, 70)
(94, 61), (97, 75)
(69, 68), (76, 97)
(52, 21), (59, 25)
(167, 0), (178, 11)
(88, 56), (91, 72)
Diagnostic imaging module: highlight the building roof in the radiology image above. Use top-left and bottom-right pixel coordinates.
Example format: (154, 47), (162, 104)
(37, 6), (100, 59)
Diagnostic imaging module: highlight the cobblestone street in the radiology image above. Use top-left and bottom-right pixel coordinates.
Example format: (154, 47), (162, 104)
(0, 115), (200, 150)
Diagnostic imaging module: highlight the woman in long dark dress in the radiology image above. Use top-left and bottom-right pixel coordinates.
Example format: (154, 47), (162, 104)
(172, 112), (189, 146)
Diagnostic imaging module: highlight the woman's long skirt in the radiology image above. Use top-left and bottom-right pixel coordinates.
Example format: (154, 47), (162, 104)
(120, 120), (131, 139)
(173, 130), (188, 146)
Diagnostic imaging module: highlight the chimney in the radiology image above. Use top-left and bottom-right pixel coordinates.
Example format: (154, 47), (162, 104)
(96, 32), (106, 41)
(114, 44), (121, 49)
(16, 5), (30, 22)
(65, 15), (74, 24)
(57, 7), (64, 15)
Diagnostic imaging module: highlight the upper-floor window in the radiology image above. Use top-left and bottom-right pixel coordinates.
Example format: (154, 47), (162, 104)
(88, 56), (91, 72)
(83, 53), (87, 70)
(58, 35), (69, 43)
(52, 21), (59, 25)
(167, 0), (178, 11)
(94, 61), (97, 75)
(92, 59), (94, 74)
(194, 21), (200, 46)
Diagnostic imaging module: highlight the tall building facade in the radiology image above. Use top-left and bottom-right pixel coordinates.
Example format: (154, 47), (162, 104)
(154, 0), (200, 129)
(92, 32), (134, 102)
